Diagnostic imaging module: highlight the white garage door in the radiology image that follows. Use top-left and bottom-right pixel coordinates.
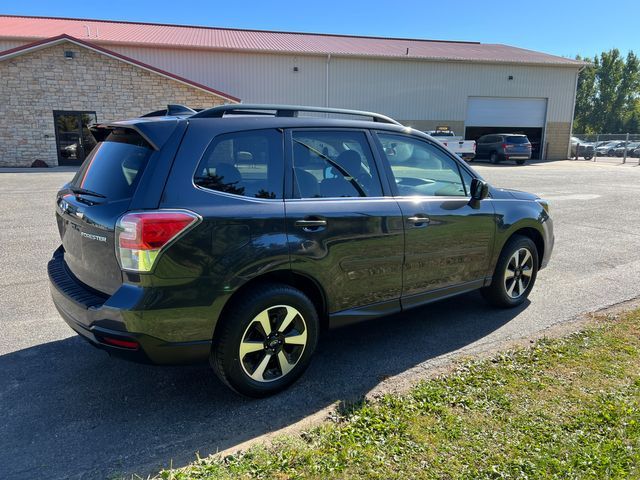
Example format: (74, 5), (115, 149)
(466, 97), (547, 127)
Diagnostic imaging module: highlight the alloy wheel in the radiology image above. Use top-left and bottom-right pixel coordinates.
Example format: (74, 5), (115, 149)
(239, 305), (308, 383)
(504, 247), (534, 299)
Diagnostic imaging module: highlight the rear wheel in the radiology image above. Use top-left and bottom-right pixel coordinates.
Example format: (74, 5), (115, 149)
(211, 284), (319, 397)
(516, 159), (526, 165)
(490, 152), (499, 164)
(481, 235), (538, 308)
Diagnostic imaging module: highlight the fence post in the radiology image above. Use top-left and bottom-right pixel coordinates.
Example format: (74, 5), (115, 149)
(594, 134), (599, 161)
(623, 132), (629, 164)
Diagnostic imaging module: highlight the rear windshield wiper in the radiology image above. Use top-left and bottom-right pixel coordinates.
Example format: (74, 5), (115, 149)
(67, 187), (106, 198)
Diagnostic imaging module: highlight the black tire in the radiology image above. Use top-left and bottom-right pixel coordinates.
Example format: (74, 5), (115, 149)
(481, 235), (539, 308)
(490, 152), (499, 164)
(584, 155), (593, 161)
(211, 283), (319, 397)
(516, 159), (526, 165)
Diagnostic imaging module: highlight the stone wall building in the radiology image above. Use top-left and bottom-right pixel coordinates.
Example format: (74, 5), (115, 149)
(0, 35), (238, 167)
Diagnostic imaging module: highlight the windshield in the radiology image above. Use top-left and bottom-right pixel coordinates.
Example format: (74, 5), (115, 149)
(506, 136), (529, 144)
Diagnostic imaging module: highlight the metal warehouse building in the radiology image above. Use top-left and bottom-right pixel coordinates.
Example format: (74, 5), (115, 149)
(0, 15), (585, 167)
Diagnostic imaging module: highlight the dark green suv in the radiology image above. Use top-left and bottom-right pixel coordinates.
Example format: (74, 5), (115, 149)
(48, 105), (553, 397)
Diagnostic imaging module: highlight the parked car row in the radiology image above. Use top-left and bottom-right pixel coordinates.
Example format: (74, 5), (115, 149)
(424, 128), (533, 165)
(572, 138), (640, 158)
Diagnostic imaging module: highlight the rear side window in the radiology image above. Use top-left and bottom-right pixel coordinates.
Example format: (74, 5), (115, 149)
(194, 129), (283, 199)
(73, 128), (152, 200)
(507, 136), (529, 144)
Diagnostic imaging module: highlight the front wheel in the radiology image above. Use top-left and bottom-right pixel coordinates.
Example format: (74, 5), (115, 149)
(584, 155), (593, 161)
(211, 284), (319, 397)
(481, 235), (539, 308)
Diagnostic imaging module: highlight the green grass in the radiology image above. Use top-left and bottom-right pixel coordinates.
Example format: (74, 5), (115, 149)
(160, 309), (640, 480)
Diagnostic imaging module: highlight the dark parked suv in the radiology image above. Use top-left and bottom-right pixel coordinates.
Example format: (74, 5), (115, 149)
(476, 134), (532, 164)
(48, 105), (553, 397)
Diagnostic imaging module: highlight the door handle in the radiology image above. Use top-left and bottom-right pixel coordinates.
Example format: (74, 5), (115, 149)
(295, 217), (327, 231)
(407, 215), (430, 227)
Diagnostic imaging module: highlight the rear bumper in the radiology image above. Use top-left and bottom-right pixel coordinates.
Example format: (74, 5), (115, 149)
(504, 154), (532, 160)
(48, 247), (211, 365)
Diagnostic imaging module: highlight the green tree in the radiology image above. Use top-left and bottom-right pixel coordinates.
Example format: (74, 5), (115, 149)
(573, 55), (597, 133)
(574, 49), (640, 134)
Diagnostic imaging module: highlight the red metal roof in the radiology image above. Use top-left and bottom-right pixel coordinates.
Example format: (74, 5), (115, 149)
(0, 15), (584, 66)
(0, 34), (241, 102)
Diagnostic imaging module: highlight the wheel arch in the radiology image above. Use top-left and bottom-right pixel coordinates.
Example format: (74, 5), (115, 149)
(212, 270), (328, 342)
(507, 227), (545, 268)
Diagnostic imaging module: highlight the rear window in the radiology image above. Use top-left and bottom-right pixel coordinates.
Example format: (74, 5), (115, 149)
(506, 136), (530, 144)
(73, 128), (152, 200)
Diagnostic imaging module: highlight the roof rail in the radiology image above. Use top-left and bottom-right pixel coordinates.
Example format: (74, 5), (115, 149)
(140, 104), (197, 117)
(190, 104), (402, 125)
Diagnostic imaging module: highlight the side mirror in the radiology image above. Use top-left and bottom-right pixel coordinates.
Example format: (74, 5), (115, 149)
(470, 178), (489, 201)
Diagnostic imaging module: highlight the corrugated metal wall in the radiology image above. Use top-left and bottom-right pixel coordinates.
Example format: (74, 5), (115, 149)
(102, 44), (578, 123)
(0, 39), (27, 51)
(1, 40), (578, 124)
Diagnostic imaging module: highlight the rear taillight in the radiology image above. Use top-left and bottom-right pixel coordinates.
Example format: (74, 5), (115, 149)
(115, 210), (201, 272)
(502, 143), (508, 149)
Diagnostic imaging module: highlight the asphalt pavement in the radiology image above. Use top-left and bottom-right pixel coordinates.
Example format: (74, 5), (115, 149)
(1, 159), (639, 479)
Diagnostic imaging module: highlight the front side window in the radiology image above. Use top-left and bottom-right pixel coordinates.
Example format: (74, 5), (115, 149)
(291, 130), (382, 198)
(376, 133), (468, 197)
(194, 129), (283, 199)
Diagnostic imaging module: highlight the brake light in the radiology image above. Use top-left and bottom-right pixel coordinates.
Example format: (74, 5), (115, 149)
(116, 210), (201, 272)
(502, 143), (508, 149)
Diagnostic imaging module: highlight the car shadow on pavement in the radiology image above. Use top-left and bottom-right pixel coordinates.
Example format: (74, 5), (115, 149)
(0, 291), (527, 480)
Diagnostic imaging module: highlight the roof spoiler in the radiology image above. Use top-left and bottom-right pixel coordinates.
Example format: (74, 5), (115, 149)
(89, 118), (181, 151)
(140, 104), (197, 118)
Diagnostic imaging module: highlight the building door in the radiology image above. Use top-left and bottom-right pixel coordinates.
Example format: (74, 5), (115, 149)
(464, 97), (547, 159)
(53, 111), (98, 166)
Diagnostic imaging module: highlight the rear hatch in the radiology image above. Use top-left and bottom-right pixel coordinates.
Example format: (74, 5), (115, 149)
(505, 136), (531, 156)
(56, 128), (154, 295)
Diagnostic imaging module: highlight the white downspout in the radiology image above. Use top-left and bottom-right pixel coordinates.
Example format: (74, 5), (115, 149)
(325, 54), (331, 107)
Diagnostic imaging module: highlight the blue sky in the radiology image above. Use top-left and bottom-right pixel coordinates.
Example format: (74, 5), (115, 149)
(3, 0), (638, 59)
